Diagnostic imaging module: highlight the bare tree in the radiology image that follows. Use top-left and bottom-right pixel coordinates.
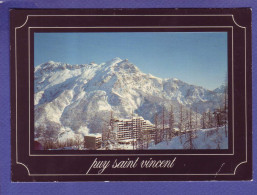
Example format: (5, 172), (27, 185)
(101, 115), (110, 149)
(168, 105), (175, 140)
(36, 126), (58, 149)
(131, 111), (135, 150)
(102, 111), (117, 150)
(144, 128), (152, 149)
(189, 108), (192, 130)
(162, 106), (165, 142)
(179, 104), (183, 144)
(208, 111), (213, 128)
(224, 81), (228, 137)
(154, 113), (159, 145)
(184, 107), (195, 149)
(185, 110), (189, 131)
(65, 138), (75, 148)
(137, 119), (143, 150)
(195, 107), (198, 130)
(74, 134), (83, 150)
(202, 112), (206, 129)
(213, 109), (222, 149)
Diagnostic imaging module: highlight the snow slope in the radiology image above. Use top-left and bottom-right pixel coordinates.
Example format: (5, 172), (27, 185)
(149, 126), (228, 149)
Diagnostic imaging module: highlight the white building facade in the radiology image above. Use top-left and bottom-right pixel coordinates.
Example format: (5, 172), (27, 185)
(112, 117), (155, 149)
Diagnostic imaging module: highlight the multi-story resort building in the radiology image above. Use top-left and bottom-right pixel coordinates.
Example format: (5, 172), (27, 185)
(84, 116), (155, 150)
(84, 134), (102, 150)
(113, 117), (155, 148)
(113, 117), (155, 140)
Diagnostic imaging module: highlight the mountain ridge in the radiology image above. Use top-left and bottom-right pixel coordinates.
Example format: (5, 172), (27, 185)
(34, 58), (225, 141)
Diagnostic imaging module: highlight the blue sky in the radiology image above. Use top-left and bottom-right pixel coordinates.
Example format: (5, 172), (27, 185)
(34, 32), (227, 90)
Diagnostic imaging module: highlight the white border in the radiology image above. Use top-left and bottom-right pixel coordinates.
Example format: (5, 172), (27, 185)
(14, 14), (248, 176)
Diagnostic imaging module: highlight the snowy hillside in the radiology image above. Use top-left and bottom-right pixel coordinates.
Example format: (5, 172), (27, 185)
(34, 57), (225, 142)
(149, 126), (228, 149)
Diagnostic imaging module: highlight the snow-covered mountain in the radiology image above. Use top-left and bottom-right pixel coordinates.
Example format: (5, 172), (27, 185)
(213, 84), (227, 94)
(34, 57), (225, 140)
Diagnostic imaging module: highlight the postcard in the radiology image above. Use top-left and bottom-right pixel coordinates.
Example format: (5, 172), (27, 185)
(10, 8), (252, 181)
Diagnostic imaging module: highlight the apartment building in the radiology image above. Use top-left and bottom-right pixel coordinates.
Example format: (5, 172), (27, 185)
(84, 134), (102, 150)
(113, 117), (155, 142)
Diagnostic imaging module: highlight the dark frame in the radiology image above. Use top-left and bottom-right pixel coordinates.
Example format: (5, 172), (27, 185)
(10, 8), (252, 181)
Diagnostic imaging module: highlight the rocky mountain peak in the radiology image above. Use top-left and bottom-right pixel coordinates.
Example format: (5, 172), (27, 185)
(34, 58), (225, 141)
